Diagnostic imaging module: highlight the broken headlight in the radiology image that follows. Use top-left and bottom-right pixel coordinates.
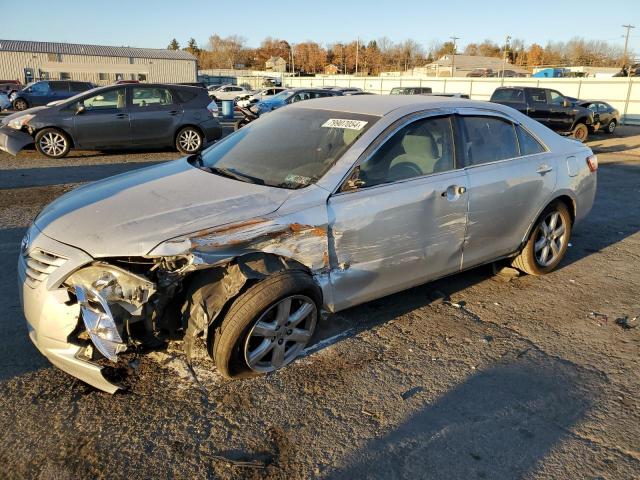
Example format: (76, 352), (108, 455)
(8, 113), (35, 130)
(67, 265), (156, 361)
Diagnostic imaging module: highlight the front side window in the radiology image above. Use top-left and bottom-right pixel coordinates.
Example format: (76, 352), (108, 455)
(462, 116), (519, 166)
(81, 88), (126, 110)
(131, 87), (173, 108)
(516, 125), (546, 156)
(529, 89), (547, 104)
(358, 116), (455, 187)
(30, 82), (50, 94)
(549, 90), (564, 105)
(197, 108), (379, 189)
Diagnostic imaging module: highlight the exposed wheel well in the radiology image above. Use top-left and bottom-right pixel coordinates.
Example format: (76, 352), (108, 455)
(518, 195), (576, 253)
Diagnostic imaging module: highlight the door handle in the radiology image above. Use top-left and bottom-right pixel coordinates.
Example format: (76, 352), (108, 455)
(115, 113), (128, 119)
(536, 164), (553, 174)
(168, 110), (180, 116)
(441, 185), (467, 198)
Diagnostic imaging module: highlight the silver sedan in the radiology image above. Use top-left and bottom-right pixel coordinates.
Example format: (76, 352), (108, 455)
(18, 95), (597, 392)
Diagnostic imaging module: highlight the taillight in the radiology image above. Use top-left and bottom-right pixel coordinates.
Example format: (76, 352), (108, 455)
(586, 154), (598, 172)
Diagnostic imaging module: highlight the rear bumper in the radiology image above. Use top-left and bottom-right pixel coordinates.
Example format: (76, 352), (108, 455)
(0, 125), (33, 155)
(200, 118), (222, 141)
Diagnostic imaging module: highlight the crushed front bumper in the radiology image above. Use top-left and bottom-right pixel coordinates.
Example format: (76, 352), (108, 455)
(0, 125), (33, 155)
(17, 229), (120, 393)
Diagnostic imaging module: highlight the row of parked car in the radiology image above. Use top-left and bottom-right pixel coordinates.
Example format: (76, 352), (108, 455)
(0, 77), (620, 158)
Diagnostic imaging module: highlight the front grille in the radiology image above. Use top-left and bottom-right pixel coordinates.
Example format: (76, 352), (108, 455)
(23, 249), (66, 288)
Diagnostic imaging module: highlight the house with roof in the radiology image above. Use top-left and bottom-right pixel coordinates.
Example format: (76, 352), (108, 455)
(265, 56), (287, 73)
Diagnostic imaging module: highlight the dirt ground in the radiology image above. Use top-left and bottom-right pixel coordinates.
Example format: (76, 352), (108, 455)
(0, 127), (638, 479)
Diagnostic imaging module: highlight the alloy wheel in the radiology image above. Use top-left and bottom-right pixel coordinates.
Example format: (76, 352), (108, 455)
(39, 132), (67, 157)
(608, 121), (616, 133)
(14, 99), (27, 111)
(178, 129), (201, 152)
(243, 295), (317, 373)
(534, 211), (567, 267)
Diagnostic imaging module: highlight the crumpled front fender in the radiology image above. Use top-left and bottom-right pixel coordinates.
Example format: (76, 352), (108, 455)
(0, 125), (33, 155)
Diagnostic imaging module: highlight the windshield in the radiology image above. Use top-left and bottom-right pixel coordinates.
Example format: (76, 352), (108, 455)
(196, 107), (379, 189)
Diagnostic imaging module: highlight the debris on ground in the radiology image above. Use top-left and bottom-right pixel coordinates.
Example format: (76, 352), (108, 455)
(615, 316), (638, 330)
(588, 311), (609, 323)
(401, 386), (425, 400)
(444, 300), (465, 309)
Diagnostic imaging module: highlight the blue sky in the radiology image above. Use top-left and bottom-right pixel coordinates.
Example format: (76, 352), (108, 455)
(2, 0), (639, 53)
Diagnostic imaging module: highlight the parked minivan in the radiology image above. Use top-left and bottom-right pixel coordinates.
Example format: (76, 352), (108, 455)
(11, 80), (94, 111)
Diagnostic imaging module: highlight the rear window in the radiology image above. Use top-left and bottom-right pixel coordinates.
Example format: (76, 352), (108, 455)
(492, 88), (524, 102)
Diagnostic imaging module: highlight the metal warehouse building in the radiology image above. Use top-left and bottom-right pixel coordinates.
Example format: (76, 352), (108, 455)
(0, 39), (197, 85)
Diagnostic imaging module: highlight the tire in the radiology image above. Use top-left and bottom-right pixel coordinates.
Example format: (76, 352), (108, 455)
(175, 126), (204, 155)
(606, 119), (617, 135)
(511, 202), (572, 276)
(571, 123), (588, 142)
(13, 98), (28, 111)
(212, 271), (321, 379)
(35, 128), (71, 158)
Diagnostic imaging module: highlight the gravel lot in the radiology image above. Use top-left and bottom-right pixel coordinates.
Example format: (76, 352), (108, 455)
(0, 127), (638, 479)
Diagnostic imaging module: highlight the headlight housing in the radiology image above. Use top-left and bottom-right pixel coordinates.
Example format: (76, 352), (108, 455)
(67, 265), (156, 361)
(8, 113), (35, 130)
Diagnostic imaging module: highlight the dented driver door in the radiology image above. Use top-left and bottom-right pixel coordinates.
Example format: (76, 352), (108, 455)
(326, 114), (469, 312)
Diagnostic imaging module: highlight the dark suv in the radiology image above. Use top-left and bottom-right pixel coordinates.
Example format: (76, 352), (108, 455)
(11, 80), (94, 111)
(490, 87), (596, 141)
(0, 83), (221, 158)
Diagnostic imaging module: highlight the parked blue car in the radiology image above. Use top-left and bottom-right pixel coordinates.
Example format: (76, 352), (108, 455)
(250, 88), (341, 115)
(10, 80), (94, 111)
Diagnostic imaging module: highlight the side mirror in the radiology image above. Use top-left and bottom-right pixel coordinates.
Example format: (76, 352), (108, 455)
(341, 167), (366, 192)
(75, 104), (85, 115)
(562, 99), (571, 108)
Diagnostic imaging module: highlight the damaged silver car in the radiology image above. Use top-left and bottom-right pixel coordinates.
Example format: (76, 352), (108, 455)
(18, 96), (597, 392)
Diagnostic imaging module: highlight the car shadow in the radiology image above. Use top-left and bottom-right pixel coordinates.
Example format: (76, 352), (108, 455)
(326, 354), (604, 479)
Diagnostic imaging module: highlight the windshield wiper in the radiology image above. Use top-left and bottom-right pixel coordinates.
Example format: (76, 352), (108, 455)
(210, 166), (265, 185)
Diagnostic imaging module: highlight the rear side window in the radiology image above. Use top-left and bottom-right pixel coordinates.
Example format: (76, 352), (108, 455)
(516, 125), (546, 155)
(462, 116), (519, 166)
(491, 88), (524, 102)
(174, 89), (198, 103)
(131, 87), (173, 108)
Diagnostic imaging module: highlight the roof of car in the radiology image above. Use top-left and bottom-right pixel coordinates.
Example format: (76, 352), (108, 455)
(288, 94), (502, 116)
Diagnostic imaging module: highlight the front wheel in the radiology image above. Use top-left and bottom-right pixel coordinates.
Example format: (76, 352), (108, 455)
(606, 120), (617, 134)
(211, 271), (321, 379)
(511, 202), (572, 275)
(572, 123), (588, 142)
(13, 98), (28, 111)
(35, 128), (71, 158)
(175, 126), (204, 154)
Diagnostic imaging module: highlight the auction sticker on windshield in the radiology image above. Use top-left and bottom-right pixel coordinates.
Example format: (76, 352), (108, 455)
(322, 119), (368, 130)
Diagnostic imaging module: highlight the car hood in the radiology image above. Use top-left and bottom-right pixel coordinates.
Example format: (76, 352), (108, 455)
(34, 158), (292, 258)
(1, 106), (48, 125)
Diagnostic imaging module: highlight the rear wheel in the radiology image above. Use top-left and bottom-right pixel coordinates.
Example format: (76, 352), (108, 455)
(175, 126), (203, 154)
(35, 128), (71, 158)
(511, 202), (572, 275)
(13, 98), (28, 111)
(572, 123), (588, 142)
(211, 271), (321, 379)
(606, 119), (617, 134)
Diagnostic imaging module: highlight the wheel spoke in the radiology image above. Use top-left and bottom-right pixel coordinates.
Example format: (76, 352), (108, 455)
(288, 302), (314, 327)
(553, 224), (565, 238)
(288, 328), (312, 343)
(251, 321), (277, 338)
(548, 212), (559, 230)
(275, 298), (292, 326)
(272, 343), (286, 367)
(540, 221), (550, 235)
(550, 238), (561, 258)
(247, 339), (275, 367)
(540, 245), (550, 264)
(534, 236), (546, 252)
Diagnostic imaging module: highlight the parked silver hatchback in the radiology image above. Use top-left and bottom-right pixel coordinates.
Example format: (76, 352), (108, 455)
(18, 96), (597, 392)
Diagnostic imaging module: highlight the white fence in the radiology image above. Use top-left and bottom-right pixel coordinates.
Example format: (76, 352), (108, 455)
(283, 76), (640, 125)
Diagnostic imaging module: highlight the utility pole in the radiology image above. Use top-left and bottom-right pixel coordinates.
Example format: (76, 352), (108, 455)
(450, 36), (459, 77)
(355, 37), (359, 76)
(501, 35), (512, 82)
(622, 24), (635, 75)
